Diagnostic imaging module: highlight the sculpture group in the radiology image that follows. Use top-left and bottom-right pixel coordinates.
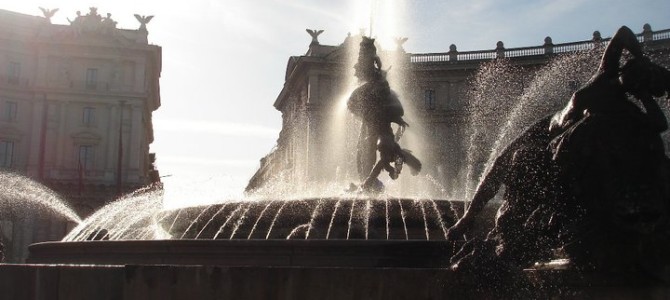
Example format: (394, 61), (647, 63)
(347, 26), (670, 280)
(445, 26), (670, 280)
(347, 36), (422, 192)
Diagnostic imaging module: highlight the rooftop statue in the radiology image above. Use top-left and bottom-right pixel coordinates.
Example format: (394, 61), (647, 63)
(347, 36), (421, 192)
(134, 14), (154, 31)
(38, 7), (59, 23)
(306, 29), (324, 46)
(66, 8), (117, 36)
(447, 26), (670, 283)
(101, 13), (118, 34)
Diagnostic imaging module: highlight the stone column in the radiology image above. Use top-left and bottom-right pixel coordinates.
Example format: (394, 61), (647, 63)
(127, 104), (143, 183)
(55, 101), (69, 171)
(105, 104), (120, 181)
(27, 96), (46, 178)
(305, 108), (318, 182)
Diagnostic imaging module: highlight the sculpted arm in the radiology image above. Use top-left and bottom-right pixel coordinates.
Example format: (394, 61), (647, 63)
(600, 26), (642, 76)
(446, 149), (511, 240)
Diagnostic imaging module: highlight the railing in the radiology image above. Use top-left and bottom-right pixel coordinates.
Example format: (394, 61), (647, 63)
(411, 53), (451, 63)
(505, 45), (545, 58)
(552, 40), (598, 54)
(457, 50), (496, 61)
(410, 27), (668, 64)
(653, 29), (670, 41)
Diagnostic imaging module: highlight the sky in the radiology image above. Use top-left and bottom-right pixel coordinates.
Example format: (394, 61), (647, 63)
(4, 0), (670, 204)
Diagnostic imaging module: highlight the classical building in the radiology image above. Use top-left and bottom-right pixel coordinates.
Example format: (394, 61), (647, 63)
(0, 8), (161, 261)
(247, 24), (670, 195)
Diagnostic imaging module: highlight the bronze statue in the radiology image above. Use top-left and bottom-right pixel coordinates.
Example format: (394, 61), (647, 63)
(447, 26), (670, 277)
(347, 37), (421, 192)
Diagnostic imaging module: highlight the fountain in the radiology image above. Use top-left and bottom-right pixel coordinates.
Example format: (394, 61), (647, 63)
(25, 27), (464, 270)
(2, 7), (670, 298)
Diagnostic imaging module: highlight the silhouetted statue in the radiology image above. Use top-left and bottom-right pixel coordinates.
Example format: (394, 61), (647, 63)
(134, 14), (154, 31)
(306, 29), (324, 45)
(101, 13), (117, 34)
(66, 8), (120, 37)
(548, 26), (670, 273)
(39, 7), (59, 23)
(447, 26), (670, 279)
(347, 37), (421, 192)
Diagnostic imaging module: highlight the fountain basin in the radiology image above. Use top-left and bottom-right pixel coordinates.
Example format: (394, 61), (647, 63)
(28, 239), (454, 268)
(156, 198), (459, 240)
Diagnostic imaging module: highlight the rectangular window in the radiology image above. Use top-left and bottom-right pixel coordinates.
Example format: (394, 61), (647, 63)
(7, 62), (20, 84)
(424, 89), (436, 110)
(82, 107), (95, 126)
(4, 101), (17, 121)
(85, 68), (98, 89)
(0, 141), (14, 168)
(78, 145), (95, 171)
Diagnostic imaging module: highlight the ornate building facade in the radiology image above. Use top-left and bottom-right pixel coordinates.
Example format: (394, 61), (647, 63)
(0, 8), (161, 261)
(247, 24), (670, 195)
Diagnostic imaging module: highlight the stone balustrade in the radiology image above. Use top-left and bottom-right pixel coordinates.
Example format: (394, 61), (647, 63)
(410, 24), (670, 63)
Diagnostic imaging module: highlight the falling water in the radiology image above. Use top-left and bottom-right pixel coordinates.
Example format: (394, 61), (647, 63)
(0, 172), (82, 223)
(346, 199), (356, 239)
(385, 197), (390, 239)
(266, 200), (288, 239)
(229, 203), (252, 239)
(168, 209), (184, 234)
(326, 198), (342, 239)
(286, 224), (309, 239)
(397, 198), (408, 240)
(364, 199), (372, 239)
(464, 51), (602, 203)
(180, 205), (216, 239)
(196, 204), (228, 239)
(213, 204), (244, 239)
(247, 201), (275, 239)
(63, 188), (162, 241)
(305, 198), (324, 239)
(419, 201), (430, 240)
(429, 199), (450, 239)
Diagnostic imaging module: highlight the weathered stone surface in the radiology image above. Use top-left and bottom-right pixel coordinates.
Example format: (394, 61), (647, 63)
(1, 264), (669, 299)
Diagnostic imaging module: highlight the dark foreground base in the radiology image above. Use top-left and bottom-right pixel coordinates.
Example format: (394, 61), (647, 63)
(28, 240), (454, 268)
(1, 264), (669, 300)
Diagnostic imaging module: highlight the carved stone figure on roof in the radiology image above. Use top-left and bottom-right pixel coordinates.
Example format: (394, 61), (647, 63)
(81, 7), (102, 33)
(134, 14), (154, 31)
(306, 29), (324, 46)
(39, 7), (59, 24)
(101, 13), (117, 34)
(67, 11), (83, 37)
